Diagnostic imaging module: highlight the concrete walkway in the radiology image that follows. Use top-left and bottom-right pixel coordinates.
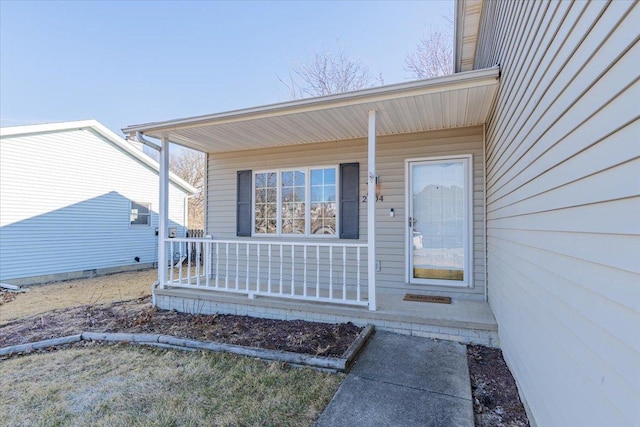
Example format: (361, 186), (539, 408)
(316, 331), (474, 427)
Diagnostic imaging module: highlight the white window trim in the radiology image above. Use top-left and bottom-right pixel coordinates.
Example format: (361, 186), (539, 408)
(251, 165), (340, 238)
(130, 201), (152, 227)
(404, 154), (473, 288)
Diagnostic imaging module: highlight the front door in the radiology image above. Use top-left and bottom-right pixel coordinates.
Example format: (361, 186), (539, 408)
(407, 156), (472, 287)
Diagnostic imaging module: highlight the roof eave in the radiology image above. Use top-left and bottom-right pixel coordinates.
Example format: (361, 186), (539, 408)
(1, 120), (197, 195)
(454, 0), (484, 73)
(122, 67), (499, 136)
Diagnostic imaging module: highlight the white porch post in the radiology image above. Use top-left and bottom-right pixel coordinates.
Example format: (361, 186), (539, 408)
(158, 136), (170, 288)
(367, 110), (377, 311)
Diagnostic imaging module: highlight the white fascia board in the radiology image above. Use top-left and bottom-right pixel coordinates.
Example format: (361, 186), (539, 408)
(0, 119), (197, 195)
(122, 67), (500, 135)
(0, 119), (99, 137)
(455, 0), (465, 72)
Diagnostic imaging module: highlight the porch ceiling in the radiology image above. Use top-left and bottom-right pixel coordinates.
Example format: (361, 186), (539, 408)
(123, 67), (499, 153)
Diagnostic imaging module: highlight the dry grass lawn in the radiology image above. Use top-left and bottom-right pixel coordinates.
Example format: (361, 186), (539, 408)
(1, 269), (156, 324)
(1, 344), (342, 427)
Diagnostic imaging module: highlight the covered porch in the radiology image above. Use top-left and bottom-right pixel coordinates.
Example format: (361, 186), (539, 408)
(123, 67), (500, 345)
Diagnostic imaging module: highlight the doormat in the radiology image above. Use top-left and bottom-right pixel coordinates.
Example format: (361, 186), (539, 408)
(403, 294), (452, 304)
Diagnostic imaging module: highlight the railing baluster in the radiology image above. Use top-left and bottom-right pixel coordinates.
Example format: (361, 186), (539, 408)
(225, 242), (229, 289)
(196, 242), (201, 286)
(245, 244), (249, 291)
(257, 244), (261, 291)
(205, 240), (210, 288)
(279, 244), (283, 294)
(170, 241), (174, 285)
(291, 245), (295, 296)
(267, 244), (272, 293)
(235, 242), (239, 290)
(178, 241), (184, 285)
(187, 240), (192, 286)
(357, 247), (361, 301)
(342, 246), (347, 300)
(329, 246), (333, 299)
(215, 242), (219, 288)
(303, 246), (307, 297)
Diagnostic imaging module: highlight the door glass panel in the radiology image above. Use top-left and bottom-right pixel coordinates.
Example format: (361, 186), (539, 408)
(411, 161), (465, 282)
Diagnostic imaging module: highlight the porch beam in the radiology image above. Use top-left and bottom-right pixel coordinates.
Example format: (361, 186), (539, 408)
(158, 136), (170, 288)
(367, 110), (377, 311)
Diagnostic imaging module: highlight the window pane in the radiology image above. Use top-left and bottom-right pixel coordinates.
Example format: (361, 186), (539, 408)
(266, 188), (277, 203)
(324, 186), (336, 202)
(324, 168), (336, 185)
(282, 187), (293, 203)
(281, 170), (306, 234)
(282, 171), (293, 186)
(311, 169), (323, 185)
(255, 172), (277, 234)
(266, 172), (277, 187)
(311, 186), (322, 202)
(411, 161), (465, 281)
(311, 202), (336, 235)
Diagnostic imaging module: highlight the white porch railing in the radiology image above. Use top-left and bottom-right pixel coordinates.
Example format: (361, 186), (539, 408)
(164, 238), (369, 307)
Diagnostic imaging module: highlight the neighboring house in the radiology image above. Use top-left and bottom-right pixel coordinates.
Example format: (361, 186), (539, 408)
(0, 120), (196, 285)
(122, 1), (638, 426)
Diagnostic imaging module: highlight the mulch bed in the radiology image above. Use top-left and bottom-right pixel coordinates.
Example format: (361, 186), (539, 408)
(1, 294), (529, 426)
(0, 296), (362, 357)
(467, 345), (530, 427)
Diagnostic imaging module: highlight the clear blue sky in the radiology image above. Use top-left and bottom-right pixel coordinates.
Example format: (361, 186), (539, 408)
(1, 0), (452, 135)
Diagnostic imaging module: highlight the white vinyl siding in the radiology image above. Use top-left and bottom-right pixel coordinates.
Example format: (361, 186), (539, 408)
(207, 126), (486, 300)
(474, 1), (639, 426)
(0, 128), (190, 282)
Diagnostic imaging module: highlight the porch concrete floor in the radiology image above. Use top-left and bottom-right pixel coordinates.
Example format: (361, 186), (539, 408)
(155, 286), (498, 346)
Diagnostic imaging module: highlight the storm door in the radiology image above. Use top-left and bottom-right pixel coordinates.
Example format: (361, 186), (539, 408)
(407, 156), (472, 287)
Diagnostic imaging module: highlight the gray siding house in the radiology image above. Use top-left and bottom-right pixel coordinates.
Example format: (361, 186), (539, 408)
(456, 1), (639, 426)
(0, 120), (196, 285)
(123, 0), (638, 425)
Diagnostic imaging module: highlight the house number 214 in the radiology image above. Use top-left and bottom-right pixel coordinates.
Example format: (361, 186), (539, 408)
(362, 195), (384, 203)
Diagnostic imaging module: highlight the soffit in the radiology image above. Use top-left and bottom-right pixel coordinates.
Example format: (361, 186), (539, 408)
(123, 67), (499, 154)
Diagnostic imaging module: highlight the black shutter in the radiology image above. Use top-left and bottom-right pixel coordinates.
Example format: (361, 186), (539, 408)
(236, 170), (252, 237)
(339, 163), (359, 239)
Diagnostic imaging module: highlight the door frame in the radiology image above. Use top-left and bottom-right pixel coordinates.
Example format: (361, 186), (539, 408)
(405, 154), (474, 287)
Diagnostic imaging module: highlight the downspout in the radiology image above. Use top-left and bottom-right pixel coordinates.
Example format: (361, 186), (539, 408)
(135, 131), (161, 152)
(183, 192), (193, 263)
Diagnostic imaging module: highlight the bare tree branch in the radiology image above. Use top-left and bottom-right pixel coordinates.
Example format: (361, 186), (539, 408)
(405, 13), (454, 79)
(169, 148), (205, 230)
(280, 48), (373, 99)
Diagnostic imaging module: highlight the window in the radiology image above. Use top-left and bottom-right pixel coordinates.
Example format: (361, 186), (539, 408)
(254, 167), (337, 236)
(130, 201), (151, 226)
(237, 163), (358, 239)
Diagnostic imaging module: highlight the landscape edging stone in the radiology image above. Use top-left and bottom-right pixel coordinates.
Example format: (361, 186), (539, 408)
(1, 325), (375, 372)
